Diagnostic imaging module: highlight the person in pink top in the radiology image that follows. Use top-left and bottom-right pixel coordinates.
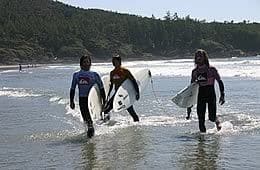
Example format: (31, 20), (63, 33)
(187, 49), (225, 132)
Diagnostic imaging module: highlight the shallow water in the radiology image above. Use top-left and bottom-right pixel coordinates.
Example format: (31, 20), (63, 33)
(0, 56), (260, 169)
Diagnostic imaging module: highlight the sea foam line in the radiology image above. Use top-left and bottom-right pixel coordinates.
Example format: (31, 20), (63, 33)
(0, 87), (41, 98)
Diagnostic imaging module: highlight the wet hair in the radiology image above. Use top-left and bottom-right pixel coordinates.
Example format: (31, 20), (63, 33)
(80, 55), (91, 67)
(112, 55), (121, 65)
(195, 49), (209, 67)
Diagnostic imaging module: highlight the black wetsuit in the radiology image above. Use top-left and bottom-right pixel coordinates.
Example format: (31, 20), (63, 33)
(191, 65), (224, 132)
(104, 66), (139, 122)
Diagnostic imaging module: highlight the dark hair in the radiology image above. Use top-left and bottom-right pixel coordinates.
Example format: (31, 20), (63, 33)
(195, 49), (209, 67)
(80, 55), (91, 67)
(112, 55), (121, 64)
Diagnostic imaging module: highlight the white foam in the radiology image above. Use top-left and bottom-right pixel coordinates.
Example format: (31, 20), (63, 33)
(101, 57), (260, 78)
(29, 130), (80, 141)
(49, 96), (68, 105)
(0, 87), (41, 98)
(219, 114), (260, 134)
(218, 121), (237, 134)
(93, 114), (189, 136)
(139, 115), (187, 126)
(65, 104), (83, 122)
(0, 70), (18, 74)
(58, 98), (68, 105)
(45, 65), (77, 69)
(39, 56), (260, 79)
(49, 96), (62, 102)
(240, 115), (260, 131)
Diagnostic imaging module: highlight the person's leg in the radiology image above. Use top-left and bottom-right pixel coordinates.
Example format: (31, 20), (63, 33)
(197, 101), (206, 132)
(186, 106), (192, 120)
(127, 106), (139, 122)
(79, 97), (94, 137)
(79, 97), (93, 125)
(208, 98), (216, 122)
(208, 98), (221, 131)
(103, 95), (115, 121)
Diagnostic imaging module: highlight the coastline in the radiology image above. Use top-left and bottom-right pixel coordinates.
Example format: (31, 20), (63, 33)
(0, 65), (20, 71)
(1, 54), (259, 71)
(0, 64), (45, 71)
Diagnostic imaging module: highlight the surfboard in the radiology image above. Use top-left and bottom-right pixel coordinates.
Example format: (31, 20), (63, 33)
(88, 84), (103, 121)
(88, 75), (112, 122)
(101, 75), (115, 101)
(171, 82), (199, 108)
(101, 75), (110, 97)
(113, 69), (151, 112)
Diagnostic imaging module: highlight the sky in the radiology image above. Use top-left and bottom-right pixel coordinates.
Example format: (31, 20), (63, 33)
(57, 0), (260, 23)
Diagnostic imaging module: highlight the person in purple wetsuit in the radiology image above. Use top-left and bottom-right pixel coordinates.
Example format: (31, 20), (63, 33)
(70, 55), (106, 138)
(187, 49), (225, 132)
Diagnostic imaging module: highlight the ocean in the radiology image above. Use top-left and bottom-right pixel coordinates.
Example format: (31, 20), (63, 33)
(0, 56), (259, 169)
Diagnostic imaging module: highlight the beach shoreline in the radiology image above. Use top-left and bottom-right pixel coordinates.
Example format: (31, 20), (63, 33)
(0, 64), (46, 71)
(0, 65), (20, 71)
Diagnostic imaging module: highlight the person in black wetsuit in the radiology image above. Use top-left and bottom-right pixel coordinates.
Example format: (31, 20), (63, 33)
(70, 55), (106, 138)
(19, 64), (22, 72)
(187, 49), (225, 132)
(103, 55), (140, 122)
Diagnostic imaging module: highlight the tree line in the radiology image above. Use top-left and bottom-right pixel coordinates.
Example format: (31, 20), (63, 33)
(0, 0), (259, 64)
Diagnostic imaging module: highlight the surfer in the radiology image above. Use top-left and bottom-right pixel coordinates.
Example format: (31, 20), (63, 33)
(187, 49), (225, 132)
(103, 55), (140, 122)
(70, 55), (106, 138)
(19, 64), (22, 72)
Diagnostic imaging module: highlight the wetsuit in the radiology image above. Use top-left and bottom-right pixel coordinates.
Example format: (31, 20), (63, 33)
(70, 69), (104, 126)
(191, 64), (224, 132)
(104, 66), (140, 121)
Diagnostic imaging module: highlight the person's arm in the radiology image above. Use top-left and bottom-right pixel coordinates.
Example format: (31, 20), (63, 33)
(102, 73), (113, 118)
(70, 89), (75, 109)
(70, 73), (77, 109)
(218, 79), (225, 105)
(100, 88), (106, 105)
(214, 67), (225, 105)
(106, 73), (114, 101)
(128, 70), (140, 100)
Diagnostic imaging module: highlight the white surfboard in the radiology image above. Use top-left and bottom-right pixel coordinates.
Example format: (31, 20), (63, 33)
(101, 75), (111, 97)
(101, 75), (115, 101)
(172, 82), (199, 108)
(88, 84), (103, 121)
(113, 69), (151, 112)
(88, 76), (112, 122)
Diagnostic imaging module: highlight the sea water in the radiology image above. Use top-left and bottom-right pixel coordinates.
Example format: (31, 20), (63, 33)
(0, 56), (259, 169)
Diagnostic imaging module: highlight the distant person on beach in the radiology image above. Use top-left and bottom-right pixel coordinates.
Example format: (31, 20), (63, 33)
(187, 49), (225, 132)
(103, 55), (140, 122)
(70, 55), (106, 138)
(19, 64), (22, 72)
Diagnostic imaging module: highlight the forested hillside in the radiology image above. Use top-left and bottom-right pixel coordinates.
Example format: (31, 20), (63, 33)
(0, 0), (260, 64)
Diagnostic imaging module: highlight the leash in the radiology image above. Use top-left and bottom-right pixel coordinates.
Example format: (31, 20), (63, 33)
(149, 75), (169, 114)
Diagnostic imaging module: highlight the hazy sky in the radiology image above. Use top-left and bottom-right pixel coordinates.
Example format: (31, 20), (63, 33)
(57, 0), (260, 23)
